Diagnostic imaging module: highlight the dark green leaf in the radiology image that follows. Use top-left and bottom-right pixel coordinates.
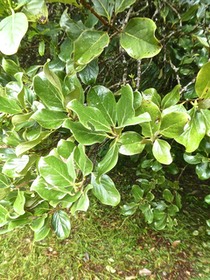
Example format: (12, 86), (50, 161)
(52, 210), (71, 239)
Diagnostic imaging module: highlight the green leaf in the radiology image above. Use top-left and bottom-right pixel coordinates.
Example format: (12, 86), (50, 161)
(121, 113), (151, 127)
(52, 210), (71, 239)
(31, 109), (66, 129)
(74, 144), (93, 176)
(121, 202), (138, 216)
(91, 173), (120, 206)
(0, 12), (28, 55)
(163, 189), (174, 203)
(68, 99), (111, 132)
(152, 139), (172, 165)
(34, 220), (50, 242)
(161, 85), (181, 109)
(205, 194), (210, 205)
(117, 84), (135, 127)
(78, 59), (99, 85)
(115, 0), (136, 14)
(132, 184), (144, 202)
(33, 72), (64, 111)
(74, 30), (110, 66)
(119, 132), (145, 155)
(200, 109), (210, 136)
(0, 96), (22, 114)
(63, 120), (107, 145)
(8, 213), (32, 231)
(0, 174), (10, 200)
(2, 58), (23, 76)
(0, 204), (8, 227)
(175, 109), (206, 152)
(43, 61), (63, 100)
(57, 139), (76, 159)
(97, 142), (119, 178)
(2, 155), (29, 178)
(12, 113), (34, 131)
(138, 100), (161, 137)
(70, 184), (92, 215)
(195, 61), (210, 98)
(196, 162), (210, 180)
(87, 85), (117, 126)
(6, 72), (25, 108)
(30, 214), (48, 232)
(31, 177), (69, 205)
(160, 112), (189, 138)
(38, 155), (74, 188)
(120, 17), (162, 59)
(16, 131), (51, 156)
(13, 190), (25, 216)
(22, 0), (48, 22)
(183, 153), (203, 165)
(92, 0), (114, 22)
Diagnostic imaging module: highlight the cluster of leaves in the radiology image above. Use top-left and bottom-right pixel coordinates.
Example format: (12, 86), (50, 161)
(0, 0), (210, 240)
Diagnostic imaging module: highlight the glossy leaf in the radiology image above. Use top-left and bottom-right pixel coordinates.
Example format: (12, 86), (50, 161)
(33, 72), (64, 111)
(196, 162), (210, 180)
(117, 85), (135, 127)
(3, 155), (29, 178)
(161, 85), (181, 109)
(74, 30), (109, 66)
(152, 139), (172, 165)
(78, 59), (99, 85)
(70, 184), (92, 215)
(16, 131), (51, 156)
(195, 61), (210, 98)
(175, 109), (206, 152)
(57, 140), (76, 159)
(163, 189), (174, 203)
(97, 142), (119, 178)
(91, 173), (120, 206)
(0, 204), (8, 227)
(0, 96), (22, 114)
(38, 155), (73, 188)
(52, 210), (71, 239)
(120, 18), (162, 59)
(92, 0), (114, 22)
(160, 112), (189, 138)
(31, 109), (66, 129)
(30, 214), (48, 232)
(0, 12), (28, 55)
(119, 132), (145, 155)
(63, 120), (107, 145)
(205, 195), (210, 204)
(87, 86), (117, 126)
(34, 221), (50, 242)
(74, 144), (93, 176)
(68, 99), (111, 132)
(115, 0), (136, 14)
(13, 190), (25, 216)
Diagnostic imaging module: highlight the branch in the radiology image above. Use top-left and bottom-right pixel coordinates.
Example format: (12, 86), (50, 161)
(80, 0), (111, 27)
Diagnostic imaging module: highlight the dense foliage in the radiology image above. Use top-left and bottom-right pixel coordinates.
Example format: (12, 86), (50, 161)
(0, 0), (210, 240)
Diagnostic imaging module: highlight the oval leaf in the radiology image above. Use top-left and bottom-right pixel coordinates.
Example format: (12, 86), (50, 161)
(52, 210), (71, 239)
(152, 139), (172, 165)
(0, 12), (28, 55)
(120, 17), (162, 59)
(91, 174), (121, 206)
(195, 61), (210, 98)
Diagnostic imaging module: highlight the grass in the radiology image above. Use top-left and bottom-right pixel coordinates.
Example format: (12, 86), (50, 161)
(0, 193), (210, 280)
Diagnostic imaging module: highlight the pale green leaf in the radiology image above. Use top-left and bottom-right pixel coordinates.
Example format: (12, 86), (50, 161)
(161, 85), (181, 109)
(195, 61), (210, 98)
(117, 84), (135, 127)
(152, 139), (172, 165)
(0, 96), (22, 114)
(63, 120), (107, 145)
(31, 109), (66, 129)
(91, 173), (120, 206)
(0, 204), (8, 227)
(13, 190), (25, 215)
(120, 17), (162, 59)
(74, 30), (110, 66)
(0, 12), (28, 55)
(119, 132), (145, 155)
